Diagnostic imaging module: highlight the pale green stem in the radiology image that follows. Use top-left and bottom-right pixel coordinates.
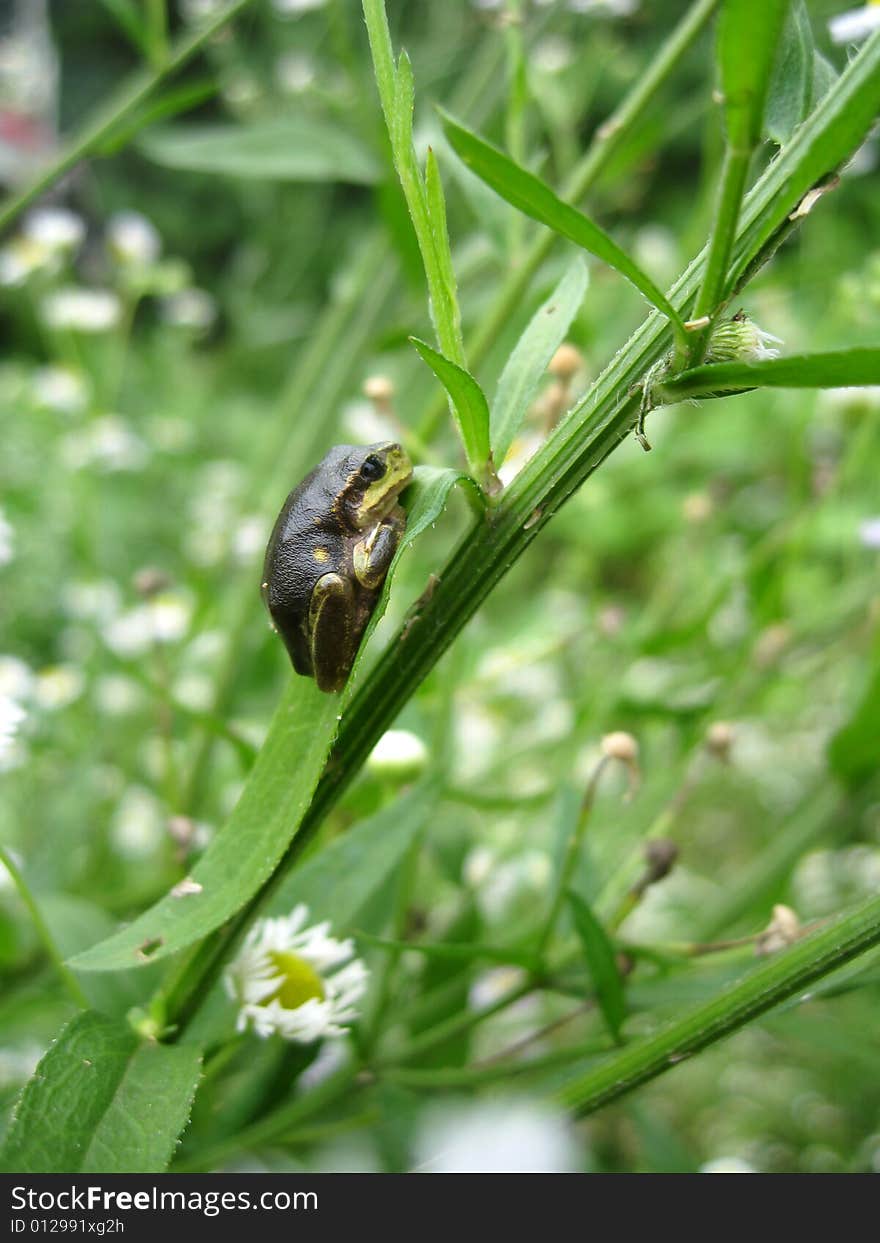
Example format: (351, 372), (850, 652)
(559, 891), (880, 1115)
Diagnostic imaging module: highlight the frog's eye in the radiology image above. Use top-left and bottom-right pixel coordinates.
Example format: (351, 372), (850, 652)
(359, 454), (385, 482)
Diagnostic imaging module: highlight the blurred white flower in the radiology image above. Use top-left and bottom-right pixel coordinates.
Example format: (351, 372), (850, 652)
(829, 5), (880, 43)
(23, 205), (84, 252)
(0, 693), (27, 770)
(0, 237), (53, 285)
(468, 965), (527, 1011)
(275, 51), (316, 94)
(225, 905), (369, 1043)
(700, 1156), (757, 1174)
(817, 385), (880, 415)
(173, 671), (214, 712)
(94, 673), (143, 717)
(0, 1043), (43, 1091)
(61, 578), (122, 624)
(633, 224), (679, 284)
(341, 398), (398, 445)
(465, 847), (552, 923)
(0, 655), (34, 702)
(107, 210), (161, 268)
(232, 514), (269, 564)
(41, 286), (122, 333)
(0, 506), (14, 566)
(33, 664), (84, 710)
(272, 0), (328, 16)
(367, 728), (429, 781)
(413, 1098), (580, 1173)
(179, 0), (226, 23)
(859, 518), (880, 549)
(111, 786), (164, 858)
(499, 431), (542, 486)
(61, 415), (149, 473)
(532, 36), (574, 73)
(102, 593), (192, 658)
(160, 287), (216, 332)
(31, 364), (89, 415)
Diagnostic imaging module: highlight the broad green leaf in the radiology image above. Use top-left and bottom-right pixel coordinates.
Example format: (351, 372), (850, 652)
(567, 891), (626, 1044)
(0, 1011), (202, 1173)
(718, 0), (790, 150)
(766, 0), (814, 145)
(492, 259), (588, 462)
(71, 682), (340, 972)
(409, 339), (491, 466)
(440, 110), (687, 345)
(659, 348), (880, 399)
(138, 118), (381, 184)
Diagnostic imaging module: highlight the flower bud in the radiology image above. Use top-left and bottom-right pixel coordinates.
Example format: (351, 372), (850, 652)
(367, 728), (428, 782)
(705, 720), (735, 762)
(548, 343), (584, 380)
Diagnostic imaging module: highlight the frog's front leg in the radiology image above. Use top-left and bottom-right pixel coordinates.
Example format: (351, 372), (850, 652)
(308, 572), (356, 693)
(353, 505), (406, 590)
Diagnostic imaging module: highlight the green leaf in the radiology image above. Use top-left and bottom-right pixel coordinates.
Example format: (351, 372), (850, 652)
(392, 50), (416, 155)
(567, 891), (626, 1044)
(0, 1011), (202, 1173)
(659, 348), (880, 400)
(409, 339), (491, 467)
(491, 259), (588, 462)
(97, 0), (149, 56)
(766, 0), (815, 145)
(718, 0), (790, 150)
(424, 147), (462, 346)
(440, 110), (687, 346)
(71, 683), (341, 972)
(138, 118), (381, 184)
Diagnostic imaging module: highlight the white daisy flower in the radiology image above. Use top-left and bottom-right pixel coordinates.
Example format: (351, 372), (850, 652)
(107, 211), (161, 268)
(225, 905), (369, 1043)
(33, 664), (85, 711)
(60, 415), (150, 473)
(32, 365), (89, 415)
(829, 5), (880, 44)
(41, 287), (122, 333)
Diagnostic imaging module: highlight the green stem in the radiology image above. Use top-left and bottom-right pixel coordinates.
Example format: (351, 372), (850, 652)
(0, 846), (89, 1010)
(418, 0), (721, 441)
(558, 891), (880, 1115)
(0, 0), (256, 235)
(689, 144), (751, 360)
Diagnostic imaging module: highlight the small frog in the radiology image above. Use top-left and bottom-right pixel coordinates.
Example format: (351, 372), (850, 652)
(261, 442), (413, 693)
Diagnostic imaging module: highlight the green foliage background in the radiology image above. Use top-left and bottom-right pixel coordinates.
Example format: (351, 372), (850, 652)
(1, 0), (879, 1173)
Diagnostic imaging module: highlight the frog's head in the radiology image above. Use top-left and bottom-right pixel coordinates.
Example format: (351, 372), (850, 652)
(338, 442), (413, 530)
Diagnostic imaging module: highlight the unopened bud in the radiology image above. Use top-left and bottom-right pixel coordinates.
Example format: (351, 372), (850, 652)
(755, 904), (801, 956)
(705, 721), (735, 761)
(367, 728), (428, 782)
(133, 566), (172, 598)
(601, 731), (640, 798)
(682, 491), (713, 524)
(363, 374), (395, 407)
(643, 838), (679, 884)
(704, 314), (782, 366)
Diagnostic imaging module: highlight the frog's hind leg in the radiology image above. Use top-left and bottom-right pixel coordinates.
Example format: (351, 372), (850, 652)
(308, 571), (356, 693)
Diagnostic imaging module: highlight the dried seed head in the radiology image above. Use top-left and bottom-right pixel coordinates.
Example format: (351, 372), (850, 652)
(548, 342), (584, 380)
(706, 720), (735, 761)
(643, 838), (679, 884)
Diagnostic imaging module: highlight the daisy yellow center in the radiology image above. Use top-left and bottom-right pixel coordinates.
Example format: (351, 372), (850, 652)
(265, 950), (326, 1010)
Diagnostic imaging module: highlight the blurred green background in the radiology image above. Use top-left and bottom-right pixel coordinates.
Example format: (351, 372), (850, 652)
(1, 0), (879, 1173)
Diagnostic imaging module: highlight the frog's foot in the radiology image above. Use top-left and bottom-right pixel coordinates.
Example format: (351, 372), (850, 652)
(308, 572), (356, 693)
(353, 506), (406, 590)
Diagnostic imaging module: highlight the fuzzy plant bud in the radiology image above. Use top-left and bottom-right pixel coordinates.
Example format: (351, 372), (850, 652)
(600, 730), (640, 797)
(367, 728), (429, 783)
(705, 720), (735, 762)
(703, 314), (782, 366)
